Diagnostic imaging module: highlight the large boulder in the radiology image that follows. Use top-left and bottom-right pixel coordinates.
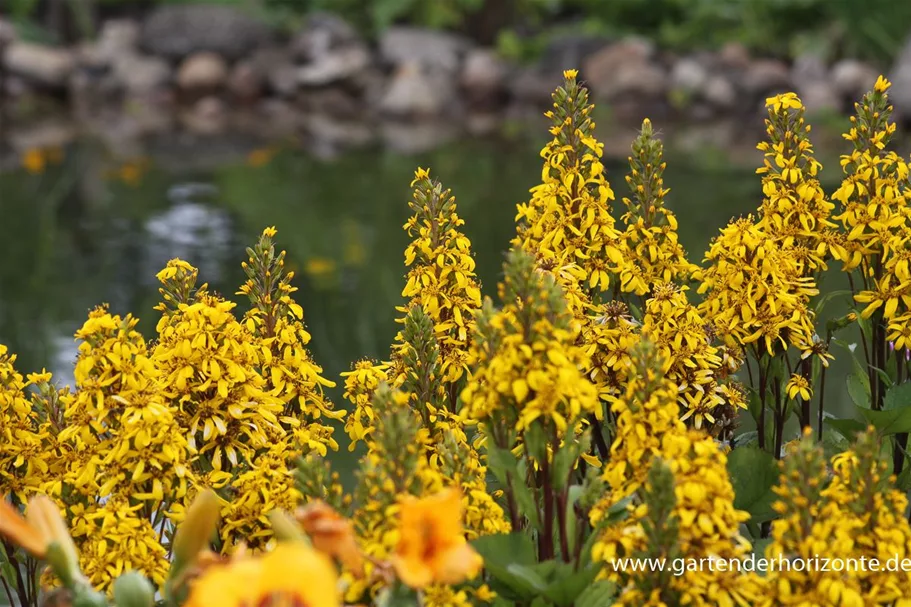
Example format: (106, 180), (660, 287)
(140, 5), (272, 61)
(3, 42), (75, 88)
(177, 51), (229, 92)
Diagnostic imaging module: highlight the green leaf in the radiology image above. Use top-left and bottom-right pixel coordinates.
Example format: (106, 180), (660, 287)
(524, 422), (548, 465)
(847, 370), (871, 408)
(747, 388), (763, 425)
(857, 403), (911, 435)
(884, 383), (911, 411)
(504, 564), (548, 593)
(733, 431), (758, 448)
(574, 580), (617, 607)
(511, 460), (541, 530)
(727, 446), (779, 523)
(472, 533), (536, 568)
(826, 417), (866, 441)
(815, 289), (853, 315)
(896, 464), (911, 492)
(541, 564), (599, 607)
(487, 446), (519, 489)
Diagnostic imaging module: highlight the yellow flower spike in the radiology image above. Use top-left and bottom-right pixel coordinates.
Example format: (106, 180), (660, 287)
(172, 489), (220, 570)
(391, 488), (482, 589)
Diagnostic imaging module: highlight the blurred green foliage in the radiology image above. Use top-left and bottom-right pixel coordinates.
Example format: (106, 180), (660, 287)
(6, 0), (911, 63)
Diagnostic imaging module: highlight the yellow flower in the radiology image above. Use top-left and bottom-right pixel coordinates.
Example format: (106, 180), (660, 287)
(391, 488), (482, 589)
(295, 500), (365, 575)
(786, 374), (812, 401)
(185, 543), (340, 607)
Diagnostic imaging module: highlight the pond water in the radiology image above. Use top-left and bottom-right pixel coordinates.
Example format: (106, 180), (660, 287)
(0, 114), (860, 438)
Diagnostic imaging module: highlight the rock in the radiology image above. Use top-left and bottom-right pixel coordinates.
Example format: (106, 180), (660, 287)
(704, 75), (737, 109)
(742, 58), (790, 95)
(719, 42), (751, 69)
(0, 17), (17, 47)
(890, 36), (911, 117)
(297, 87), (363, 119)
(460, 48), (508, 108)
(227, 60), (264, 101)
(379, 61), (454, 118)
(670, 57), (709, 94)
(140, 5), (272, 61)
(379, 26), (470, 73)
(177, 52), (228, 92)
(290, 12), (361, 62)
(800, 81), (839, 114)
(112, 53), (171, 96)
(831, 59), (878, 100)
(791, 53), (837, 113)
(268, 63), (299, 97)
(297, 45), (370, 87)
(181, 96), (227, 134)
(509, 67), (555, 106)
(96, 20), (139, 63)
(380, 120), (459, 154)
(582, 39), (665, 100)
(3, 42), (75, 87)
(250, 48), (296, 97)
(538, 35), (610, 74)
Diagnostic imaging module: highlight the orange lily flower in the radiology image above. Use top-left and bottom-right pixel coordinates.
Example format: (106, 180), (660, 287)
(391, 488), (483, 589)
(295, 501), (365, 576)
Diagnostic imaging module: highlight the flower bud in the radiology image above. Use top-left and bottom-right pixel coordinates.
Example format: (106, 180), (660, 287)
(267, 510), (307, 543)
(171, 490), (219, 571)
(112, 572), (154, 607)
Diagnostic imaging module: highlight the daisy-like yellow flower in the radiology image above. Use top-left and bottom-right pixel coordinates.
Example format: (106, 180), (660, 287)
(185, 543), (340, 607)
(391, 488), (482, 589)
(786, 374), (812, 401)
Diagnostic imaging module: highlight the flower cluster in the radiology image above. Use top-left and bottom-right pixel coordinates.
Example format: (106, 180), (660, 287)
(763, 428), (911, 605)
(592, 344), (760, 607)
(617, 119), (697, 294)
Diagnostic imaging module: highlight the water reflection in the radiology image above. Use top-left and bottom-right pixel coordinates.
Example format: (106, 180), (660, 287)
(0, 126), (856, 425)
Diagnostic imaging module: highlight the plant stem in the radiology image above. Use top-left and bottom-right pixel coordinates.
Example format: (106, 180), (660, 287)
(539, 450), (554, 561)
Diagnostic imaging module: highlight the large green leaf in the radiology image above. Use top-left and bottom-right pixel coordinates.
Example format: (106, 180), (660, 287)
(847, 369), (871, 408)
(857, 383), (911, 435)
(826, 417), (866, 441)
(541, 564), (600, 607)
(574, 580), (617, 607)
(883, 382), (911, 411)
(727, 446), (779, 523)
(472, 533), (537, 568)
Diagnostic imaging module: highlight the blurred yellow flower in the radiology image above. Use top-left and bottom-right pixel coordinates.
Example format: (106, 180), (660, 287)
(185, 543), (340, 607)
(295, 500), (364, 575)
(391, 488), (482, 589)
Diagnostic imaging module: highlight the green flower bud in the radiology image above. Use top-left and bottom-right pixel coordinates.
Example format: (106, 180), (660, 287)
(112, 572), (154, 607)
